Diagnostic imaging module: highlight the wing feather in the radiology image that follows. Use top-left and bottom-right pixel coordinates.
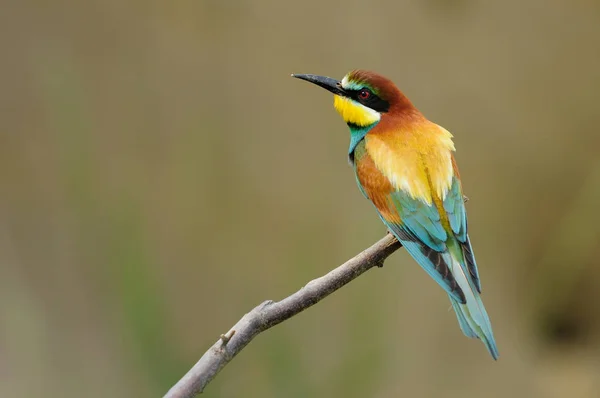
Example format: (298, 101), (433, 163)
(354, 141), (466, 302)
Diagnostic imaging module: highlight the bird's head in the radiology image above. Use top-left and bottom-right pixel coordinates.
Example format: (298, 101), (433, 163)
(292, 70), (414, 130)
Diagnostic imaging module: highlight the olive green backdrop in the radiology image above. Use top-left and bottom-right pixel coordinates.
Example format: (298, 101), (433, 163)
(2, 1), (600, 397)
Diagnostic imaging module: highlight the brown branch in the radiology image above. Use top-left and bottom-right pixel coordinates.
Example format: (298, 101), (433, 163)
(163, 234), (402, 398)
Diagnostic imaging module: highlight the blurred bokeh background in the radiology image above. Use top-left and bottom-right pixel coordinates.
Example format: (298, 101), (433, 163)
(2, 0), (600, 397)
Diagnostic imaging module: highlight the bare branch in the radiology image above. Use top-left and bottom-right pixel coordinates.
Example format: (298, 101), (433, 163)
(163, 234), (402, 398)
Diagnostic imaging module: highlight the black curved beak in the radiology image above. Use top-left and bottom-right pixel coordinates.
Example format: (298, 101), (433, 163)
(291, 74), (347, 96)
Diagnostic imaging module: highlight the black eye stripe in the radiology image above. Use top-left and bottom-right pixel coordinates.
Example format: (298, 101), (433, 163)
(348, 89), (390, 113)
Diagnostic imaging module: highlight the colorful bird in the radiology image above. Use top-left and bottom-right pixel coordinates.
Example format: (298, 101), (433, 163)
(292, 70), (498, 359)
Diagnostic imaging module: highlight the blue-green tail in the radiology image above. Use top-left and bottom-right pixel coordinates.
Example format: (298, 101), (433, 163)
(448, 251), (499, 360)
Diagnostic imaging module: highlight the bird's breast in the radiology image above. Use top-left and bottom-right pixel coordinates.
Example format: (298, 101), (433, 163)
(354, 142), (401, 223)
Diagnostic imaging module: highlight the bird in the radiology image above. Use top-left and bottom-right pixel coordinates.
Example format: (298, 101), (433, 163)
(292, 70), (498, 359)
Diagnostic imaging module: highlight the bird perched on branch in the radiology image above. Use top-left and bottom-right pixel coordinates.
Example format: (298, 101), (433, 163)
(292, 70), (498, 359)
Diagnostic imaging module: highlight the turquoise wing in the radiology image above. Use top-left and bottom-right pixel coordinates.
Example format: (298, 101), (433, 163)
(372, 176), (481, 303)
(351, 142), (481, 300)
(443, 177), (481, 292)
(384, 187), (465, 303)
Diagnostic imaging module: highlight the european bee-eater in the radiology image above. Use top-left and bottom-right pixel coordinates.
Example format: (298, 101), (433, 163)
(292, 70), (498, 359)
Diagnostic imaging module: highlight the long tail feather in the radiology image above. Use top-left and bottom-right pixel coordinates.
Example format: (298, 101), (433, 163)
(448, 252), (499, 359)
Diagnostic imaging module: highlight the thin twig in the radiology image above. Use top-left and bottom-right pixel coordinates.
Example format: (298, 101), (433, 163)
(163, 234), (402, 398)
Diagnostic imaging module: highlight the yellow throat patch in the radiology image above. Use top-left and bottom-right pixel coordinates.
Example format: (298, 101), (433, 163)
(333, 95), (380, 126)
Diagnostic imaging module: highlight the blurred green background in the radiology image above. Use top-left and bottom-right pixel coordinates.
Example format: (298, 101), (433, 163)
(2, 1), (600, 397)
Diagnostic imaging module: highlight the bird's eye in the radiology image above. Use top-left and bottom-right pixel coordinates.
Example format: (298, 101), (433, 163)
(358, 89), (371, 100)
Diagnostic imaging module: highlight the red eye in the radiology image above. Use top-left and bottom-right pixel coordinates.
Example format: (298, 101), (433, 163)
(358, 89), (371, 100)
